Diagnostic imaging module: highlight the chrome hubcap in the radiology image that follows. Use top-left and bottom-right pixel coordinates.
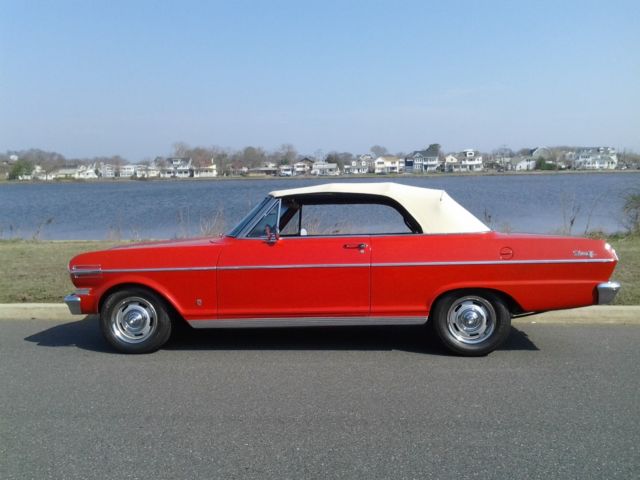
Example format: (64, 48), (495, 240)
(446, 296), (495, 345)
(111, 297), (157, 344)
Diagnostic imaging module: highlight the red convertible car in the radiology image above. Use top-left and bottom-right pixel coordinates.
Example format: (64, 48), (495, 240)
(65, 183), (620, 355)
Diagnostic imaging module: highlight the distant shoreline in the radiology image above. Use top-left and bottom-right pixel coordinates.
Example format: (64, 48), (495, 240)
(1, 168), (638, 185)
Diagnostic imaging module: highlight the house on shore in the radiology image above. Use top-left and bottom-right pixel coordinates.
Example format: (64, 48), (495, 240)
(572, 147), (618, 170)
(119, 164), (143, 178)
(444, 154), (462, 172)
(75, 164), (99, 179)
(374, 156), (404, 174)
(311, 161), (339, 176)
(343, 158), (369, 174)
(515, 158), (536, 171)
(279, 164), (293, 176)
(359, 154), (375, 173)
(405, 144), (441, 173)
(293, 157), (314, 175)
(247, 162), (278, 176)
(460, 149), (483, 172)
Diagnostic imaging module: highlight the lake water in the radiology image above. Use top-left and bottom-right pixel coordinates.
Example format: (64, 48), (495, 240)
(0, 173), (638, 240)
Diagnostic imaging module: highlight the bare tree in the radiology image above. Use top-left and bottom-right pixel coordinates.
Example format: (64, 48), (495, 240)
(172, 142), (190, 158)
(190, 147), (212, 168)
(370, 145), (388, 157)
(110, 155), (126, 176)
(241, 146), (267, 168)
(276, 143), (297, 165)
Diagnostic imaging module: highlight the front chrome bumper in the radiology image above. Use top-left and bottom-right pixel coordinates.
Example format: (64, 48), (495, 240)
(597, 282), (621, 305)
(64, 294), (82, 314)
(64, 288), (92, 314)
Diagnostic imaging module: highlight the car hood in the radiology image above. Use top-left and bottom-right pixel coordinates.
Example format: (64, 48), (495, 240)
(69, 236), (228, 273)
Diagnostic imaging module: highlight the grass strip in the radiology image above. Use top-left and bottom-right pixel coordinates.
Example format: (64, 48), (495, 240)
(0, 236), (637, 304)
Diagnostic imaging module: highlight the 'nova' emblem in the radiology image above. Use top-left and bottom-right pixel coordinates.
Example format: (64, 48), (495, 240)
(573, 250), (596, 258)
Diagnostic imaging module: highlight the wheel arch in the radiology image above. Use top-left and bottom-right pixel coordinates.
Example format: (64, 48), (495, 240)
(98, 282), (186, 325)
(429, 287), (524, 317)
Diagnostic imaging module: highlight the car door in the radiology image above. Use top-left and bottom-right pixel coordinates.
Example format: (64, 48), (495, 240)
(217, 235), (371, 318)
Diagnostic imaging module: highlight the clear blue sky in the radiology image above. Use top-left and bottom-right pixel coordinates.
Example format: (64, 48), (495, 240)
(1, 0), (638, 160)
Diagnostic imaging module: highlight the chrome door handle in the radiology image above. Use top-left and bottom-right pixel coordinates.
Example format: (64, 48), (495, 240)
(343, 243), (367, 250)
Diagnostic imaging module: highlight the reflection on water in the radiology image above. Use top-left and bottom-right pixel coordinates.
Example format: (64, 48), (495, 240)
(0, 173), (637, 239)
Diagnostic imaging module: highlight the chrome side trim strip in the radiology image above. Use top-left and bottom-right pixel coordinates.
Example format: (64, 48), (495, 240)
(372, 258), (616, 267)
(70, 257), (614, 276)
(219, 258), (614, 271)
(218, 263), (368, 271)
(187, 316), (427, 329)
(70, 266), (218, 275)
(70, 269), (102, 276)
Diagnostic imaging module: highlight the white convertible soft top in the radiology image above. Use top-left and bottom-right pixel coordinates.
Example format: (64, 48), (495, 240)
(269, 182), (490, 234)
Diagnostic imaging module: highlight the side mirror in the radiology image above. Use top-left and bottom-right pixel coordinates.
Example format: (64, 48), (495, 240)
(264, 225), (280, 244)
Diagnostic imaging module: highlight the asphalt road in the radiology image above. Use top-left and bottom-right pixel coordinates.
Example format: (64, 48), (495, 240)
(1, 317), (638, 480)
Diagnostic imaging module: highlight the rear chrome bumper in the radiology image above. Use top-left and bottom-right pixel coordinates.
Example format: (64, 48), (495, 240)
(597, 282), (621, 305)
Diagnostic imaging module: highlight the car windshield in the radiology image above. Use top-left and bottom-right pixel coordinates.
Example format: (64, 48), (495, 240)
(226, 196), (272, 237)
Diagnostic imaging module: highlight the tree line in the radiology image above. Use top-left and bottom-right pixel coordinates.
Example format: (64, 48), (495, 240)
(2, 143), (640, 179)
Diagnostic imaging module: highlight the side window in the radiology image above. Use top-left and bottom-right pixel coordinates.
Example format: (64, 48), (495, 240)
(247, 202), (280, 238)
(301, 204), (413, 235)
(280, 208), (301, 236)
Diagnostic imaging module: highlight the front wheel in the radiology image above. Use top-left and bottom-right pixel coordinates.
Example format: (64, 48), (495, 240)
(100, 287), (172, 354)
(430, 291), (511, 356)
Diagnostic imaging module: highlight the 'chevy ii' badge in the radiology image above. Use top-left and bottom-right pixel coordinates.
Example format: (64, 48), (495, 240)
(573, 250), (596, 258)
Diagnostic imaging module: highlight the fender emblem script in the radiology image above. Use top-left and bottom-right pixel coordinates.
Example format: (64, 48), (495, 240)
(573, 250), (596, 258)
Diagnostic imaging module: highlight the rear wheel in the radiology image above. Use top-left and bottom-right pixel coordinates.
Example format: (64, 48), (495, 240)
(430, 291), (511, 356)
(100, 287), (172, 354)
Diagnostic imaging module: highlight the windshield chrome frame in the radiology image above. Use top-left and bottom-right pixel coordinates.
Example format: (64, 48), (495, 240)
(228, 196), (281, 238)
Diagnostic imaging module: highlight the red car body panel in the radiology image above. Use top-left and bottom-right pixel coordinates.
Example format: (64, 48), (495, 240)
(68, 231), (617, 322)
(217, 236), (370, 318)
(369, 233), (616, 315)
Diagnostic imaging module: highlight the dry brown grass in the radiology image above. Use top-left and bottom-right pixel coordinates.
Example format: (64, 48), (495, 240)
(0, 240), (120, 303)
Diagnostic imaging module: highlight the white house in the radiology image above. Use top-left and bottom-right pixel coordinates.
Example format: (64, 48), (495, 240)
(172, 158), (193, 177)
(194, 160), (218, 178)
(145, 164), (160, 177)
(515, 158), (536, 171)
(156, 157), (194, 178)
(54, 167), (79, 179)
(119, 165), (138, 178)
(100, 163), (116, 178)
(460, 149), (483, 172)
(444, 154), (462, 172)
(248, 162), (278, 176)
(343, 159), (369, 174)
(374, 156), (404, 174)
(311, 161), (339, 176)
(573, 147), (618, 170)
(29, 165), (55, 181)
(75, 164), (99, 179)
(293, 158), (314, 175)
(278, 164), (293, 176)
